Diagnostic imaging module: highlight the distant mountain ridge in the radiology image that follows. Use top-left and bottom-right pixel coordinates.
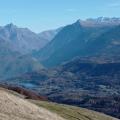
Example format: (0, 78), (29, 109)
(79, 17), (120, 27)
(0, 23), (49, 54)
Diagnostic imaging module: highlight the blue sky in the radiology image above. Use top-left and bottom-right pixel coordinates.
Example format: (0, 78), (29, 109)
(0, 0), (120, 32)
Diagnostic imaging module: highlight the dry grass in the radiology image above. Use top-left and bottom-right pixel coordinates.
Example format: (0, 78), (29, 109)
(30, 100), (119, 120)
(0, 88), (65, 120)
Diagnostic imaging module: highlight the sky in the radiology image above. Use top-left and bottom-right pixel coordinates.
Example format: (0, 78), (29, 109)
(0, 0), (120, 33)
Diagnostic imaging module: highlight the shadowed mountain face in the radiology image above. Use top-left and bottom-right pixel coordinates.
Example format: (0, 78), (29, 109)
(4, 56), (120, 118)
(34, 18), (120, 67)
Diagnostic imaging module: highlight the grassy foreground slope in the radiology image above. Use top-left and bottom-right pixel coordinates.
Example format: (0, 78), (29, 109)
(0, 88), (65, 120)
(31, 100), (119, 120)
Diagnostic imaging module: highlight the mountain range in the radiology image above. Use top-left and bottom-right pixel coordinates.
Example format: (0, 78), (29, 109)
(0, 17), (120, 119)
(0, 23), (50, 54)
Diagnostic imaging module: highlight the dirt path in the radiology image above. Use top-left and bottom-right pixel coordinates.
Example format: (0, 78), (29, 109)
(0, 89), (65, 120)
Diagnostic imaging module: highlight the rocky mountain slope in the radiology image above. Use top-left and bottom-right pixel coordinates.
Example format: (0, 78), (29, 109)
(0, 23), (49, 54)
(34, 17), (120, 67)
